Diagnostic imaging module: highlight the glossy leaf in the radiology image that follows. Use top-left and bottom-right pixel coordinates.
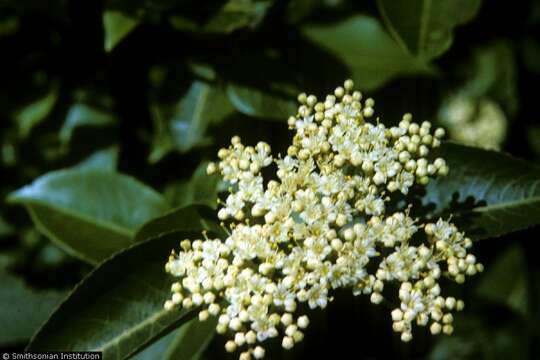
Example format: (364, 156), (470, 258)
(16, 84), (58, 139)
(164, 162), (222, 209)
(302, 15), (433, 91)
(377, 0), (482, 60)
(170, 0), (271, 34)
(423, 142), (540, 240)
(133, 205), (220, 357)
(0, 271), (65, 346)
(135, 205), (222, 243)
(133, 317), (216, 360)
(130, 328), (181, 360)
(226, 84), (297, 120)
(476, 245), (529, 317)
(429, 315), (529, 360)
(103, 10), (139, 52)
(186, 62), (217, 82)
(27, 233), (198, 359)
(439, 40), (517, 118)
(464, 41), (517, 109)
(74, 146), (119, 172)
(7, 169), (169, 264)
(60, 104), (117, 146)
(150, 81), (234, 163)
(437, 41), (517, 149)
(163, 317), (217, 359)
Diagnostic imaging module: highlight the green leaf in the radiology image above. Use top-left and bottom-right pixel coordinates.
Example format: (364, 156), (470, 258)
(443, 41), (517, 116)
(135, 205), (223, 243)
(186, 62), (217, 82)
(150, 81), (234, 163)
(130, 327), (182, 360)
(27, 233), (199, 359)
(286, 0), (318, 23)
(204, 0), (271, 33)
(423, 142), (540, 240)
(464, 41), (517, 109)
(226, 84), (297, 120)
(16, 84), (59, 139)
(103, 10), (139, 52)
(133, 317), (216, 360)
(164, 162), (222, 209)
(377, 0), (482, 60)
(0, 271), (65, 346)
(0, 215), (14, 238)
(436, 41), (516, 150)
(7, 169), (169, 264)
(429, 315), (529, 360)
(163, 317), (217, 359)
(170, 0), (272, 34)
(60, 104), (117, 146)
(74, 146), (119, 172)
(476, 245), (529, 317)
(302, 15), (434, 91)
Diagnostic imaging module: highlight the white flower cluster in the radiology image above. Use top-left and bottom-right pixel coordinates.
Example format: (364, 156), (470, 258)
(164, 80), (482, 359)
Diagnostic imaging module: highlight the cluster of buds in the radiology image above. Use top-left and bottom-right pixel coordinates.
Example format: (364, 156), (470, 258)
(164, 80), (481, 359)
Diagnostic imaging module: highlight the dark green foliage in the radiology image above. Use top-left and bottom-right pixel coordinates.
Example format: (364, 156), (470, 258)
(27, 232), (198, 358)
(1, 0), (540, 359)
(425, 143), (540, 240)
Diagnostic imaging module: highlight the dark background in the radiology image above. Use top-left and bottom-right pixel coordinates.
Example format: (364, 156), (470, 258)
(1, 0), (540, 358)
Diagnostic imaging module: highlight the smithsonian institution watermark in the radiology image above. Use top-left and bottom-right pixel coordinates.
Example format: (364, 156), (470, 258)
(2, 352), (101, 360)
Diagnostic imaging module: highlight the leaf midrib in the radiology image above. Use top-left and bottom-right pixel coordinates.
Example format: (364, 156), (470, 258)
(418, 0), (432, 59)
(95, 309), (188, 355)
(376, 0), (411, 57)
(16, 199), (134, 238)
(472, 195), (540, 213)
(27, 206), (100, 264)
